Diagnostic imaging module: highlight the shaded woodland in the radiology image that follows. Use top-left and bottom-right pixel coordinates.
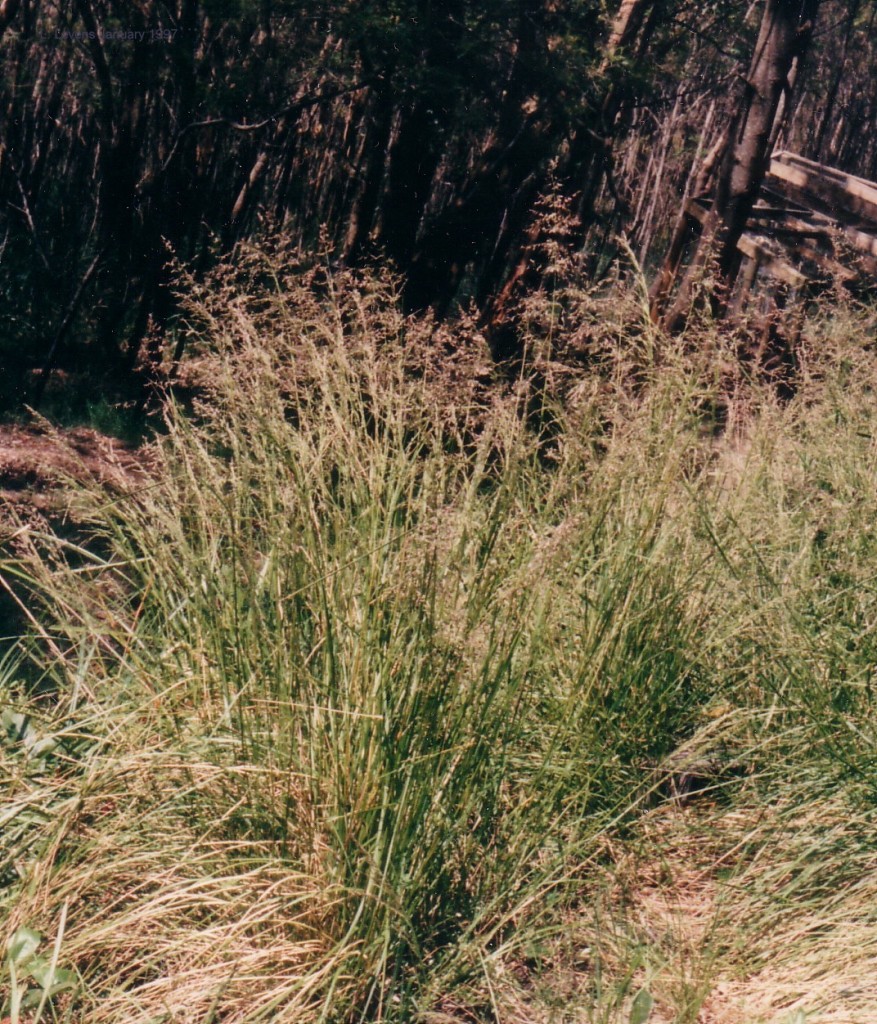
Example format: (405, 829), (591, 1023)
(1, 0), (876, 409)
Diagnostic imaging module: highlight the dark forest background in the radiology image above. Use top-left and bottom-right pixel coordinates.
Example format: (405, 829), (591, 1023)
(1, 0), (875, 412)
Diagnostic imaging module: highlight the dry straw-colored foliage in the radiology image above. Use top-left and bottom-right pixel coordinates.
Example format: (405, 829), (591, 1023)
(4, 246), (877, 1023)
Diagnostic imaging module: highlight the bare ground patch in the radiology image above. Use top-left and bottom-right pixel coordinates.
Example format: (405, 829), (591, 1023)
(0, 422), (152, 528)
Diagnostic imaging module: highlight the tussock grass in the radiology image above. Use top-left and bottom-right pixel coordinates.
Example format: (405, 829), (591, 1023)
(3, 253), (877, 1021)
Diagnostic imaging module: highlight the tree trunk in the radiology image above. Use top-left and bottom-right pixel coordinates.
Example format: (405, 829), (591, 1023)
(484, 0), (659, 348)
(604, 0), (656, 68)
(658, 0), (820, 333)
(0, 0), (21, 41)
(341, 86), (396, 262)
(810, 0), (858, 159)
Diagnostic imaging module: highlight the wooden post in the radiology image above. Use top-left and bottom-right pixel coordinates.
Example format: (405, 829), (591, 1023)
(731, 255), (760, 315)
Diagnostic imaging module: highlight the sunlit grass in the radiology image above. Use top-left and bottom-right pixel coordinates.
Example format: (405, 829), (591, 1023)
(3, 255), (877, 1021)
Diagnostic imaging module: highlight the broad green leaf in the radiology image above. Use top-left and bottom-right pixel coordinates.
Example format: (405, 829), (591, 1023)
(2, 710), (29, 741)
(26, 956), (76, 992)
(21, 969), (78, 1010)
(27, 735), (60, 760)
(630, 988), (653, 1024)
(7, 926), (41, 965)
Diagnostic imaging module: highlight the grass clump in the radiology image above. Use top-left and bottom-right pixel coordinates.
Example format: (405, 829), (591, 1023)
(4, 251), (877, 1022)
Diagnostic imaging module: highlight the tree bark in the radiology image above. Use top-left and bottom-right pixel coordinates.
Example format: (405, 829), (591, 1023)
(658, 0), (820, 333)
(0, 0), (21, 41)
(604, 0), (656, 68)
